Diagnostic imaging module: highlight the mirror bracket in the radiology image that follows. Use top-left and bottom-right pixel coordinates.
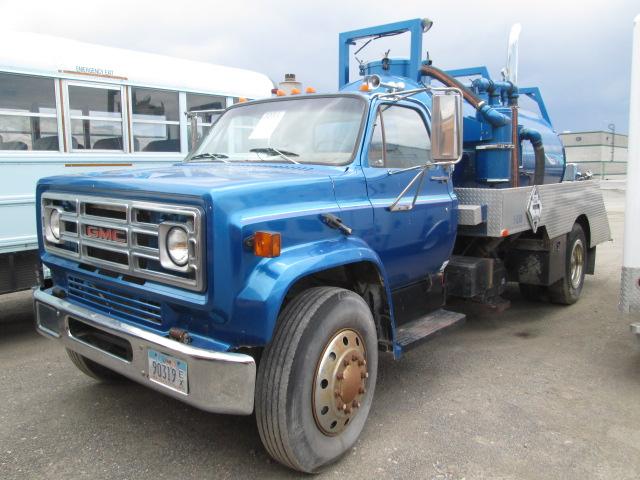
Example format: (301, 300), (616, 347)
(387, 165), (429, 212)
(383, 87), (463, 212)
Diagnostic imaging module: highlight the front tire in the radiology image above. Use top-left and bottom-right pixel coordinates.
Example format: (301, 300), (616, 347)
(255, 287), (378, 473)
(66, 349), (123, 382)
(549, 223), (587, 305)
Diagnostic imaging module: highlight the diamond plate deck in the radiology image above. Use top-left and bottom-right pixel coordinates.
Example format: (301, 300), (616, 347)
(454, 181), (611, 247)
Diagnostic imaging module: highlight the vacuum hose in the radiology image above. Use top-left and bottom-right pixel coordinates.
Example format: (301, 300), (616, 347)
(420, 65), (509, 127)
(421, 65), (546, 186)
(520, 127), (546, 185)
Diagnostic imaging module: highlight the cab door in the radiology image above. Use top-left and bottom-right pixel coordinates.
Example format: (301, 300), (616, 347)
(361, 102), (456, 290)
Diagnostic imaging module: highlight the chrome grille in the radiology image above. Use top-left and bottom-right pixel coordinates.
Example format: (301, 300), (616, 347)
(42, 192), (204, 291)
(67, 275), (162, 324)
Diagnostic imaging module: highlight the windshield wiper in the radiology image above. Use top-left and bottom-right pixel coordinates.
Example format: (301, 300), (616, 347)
(188, 152), (229, 163)
(249, 147), (300, 164)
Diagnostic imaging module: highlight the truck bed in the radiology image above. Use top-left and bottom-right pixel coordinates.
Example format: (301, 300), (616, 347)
(455, 181), (611, 247)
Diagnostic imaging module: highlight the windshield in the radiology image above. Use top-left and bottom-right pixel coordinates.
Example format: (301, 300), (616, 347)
(187, 96), (365, 165)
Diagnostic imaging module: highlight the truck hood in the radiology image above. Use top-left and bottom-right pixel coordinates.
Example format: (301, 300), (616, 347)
(38, 162), (341, 199)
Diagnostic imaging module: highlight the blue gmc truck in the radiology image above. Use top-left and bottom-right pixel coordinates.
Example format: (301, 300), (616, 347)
(33, 19), (610, 472)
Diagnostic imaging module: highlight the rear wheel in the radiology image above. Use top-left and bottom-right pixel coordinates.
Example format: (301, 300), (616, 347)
(255, 287), (378, 473)
(66, 349), (123, 382)
(549, 223), (587, 305)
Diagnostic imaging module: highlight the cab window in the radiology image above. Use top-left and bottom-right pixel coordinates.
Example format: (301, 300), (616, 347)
(368, 105), (431, 168)
(192, 96), (365, 165)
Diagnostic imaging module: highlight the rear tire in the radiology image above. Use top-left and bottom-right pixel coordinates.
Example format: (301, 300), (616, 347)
(66, 349), (123, 382)
(549, 223), (587, 305)
(255, 287), (378, 473)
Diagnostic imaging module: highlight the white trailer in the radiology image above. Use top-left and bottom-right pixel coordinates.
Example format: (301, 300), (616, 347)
(621, 15), (640, 337)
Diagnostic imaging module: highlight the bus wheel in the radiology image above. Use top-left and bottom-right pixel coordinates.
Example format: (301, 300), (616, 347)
(549, 223), (587, 305)
(66, 349), (123, 382)
(255, 287), (378, 473)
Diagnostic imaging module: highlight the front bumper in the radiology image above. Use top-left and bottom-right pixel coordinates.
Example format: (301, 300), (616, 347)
(33, 288), (256, 415)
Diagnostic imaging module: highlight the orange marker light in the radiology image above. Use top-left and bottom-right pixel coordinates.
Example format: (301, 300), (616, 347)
(290, 88), (301, 95)
(254, 231), (281, 258)
(237, 97), (248, 103)
(359, 83), (370, 92)
(305, 86), (316, 94)
(276, 89), (286, 97)
(500, 229), (510, 237)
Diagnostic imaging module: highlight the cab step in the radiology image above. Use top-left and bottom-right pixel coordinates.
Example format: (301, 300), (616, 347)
(396, 309), (466, 351)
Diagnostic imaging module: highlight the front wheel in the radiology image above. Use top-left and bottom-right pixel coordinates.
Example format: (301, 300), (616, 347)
(255, 287), (378, 473)
(66, 349), (123, 382)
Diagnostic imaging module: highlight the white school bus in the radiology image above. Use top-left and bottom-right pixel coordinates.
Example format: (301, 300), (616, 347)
(0, 31), (273, 295)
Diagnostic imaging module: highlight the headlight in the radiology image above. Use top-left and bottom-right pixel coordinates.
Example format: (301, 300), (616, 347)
(166, 227), (189, 266)
(49, 209), (61, 240)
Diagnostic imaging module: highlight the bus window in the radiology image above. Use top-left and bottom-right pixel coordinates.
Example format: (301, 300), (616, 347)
(131, 87), (180, 152)
(0, 73), (58, 151)
(68, 84), (124, 151)
(186, 93), (226, 150)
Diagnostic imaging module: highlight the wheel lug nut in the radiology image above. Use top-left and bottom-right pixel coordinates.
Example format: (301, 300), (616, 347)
(343, 359), (350, 367)
(361, 372), (368, 379)
(358, 387), (366, 394)
(342, 404), (348, 412)
(352, 400), (360, 408)
(352, 354), (358, 362)
(334, 389), (341, 398)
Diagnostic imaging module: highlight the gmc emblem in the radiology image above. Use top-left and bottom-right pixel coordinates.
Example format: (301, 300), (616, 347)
(85, 225), (126, 243)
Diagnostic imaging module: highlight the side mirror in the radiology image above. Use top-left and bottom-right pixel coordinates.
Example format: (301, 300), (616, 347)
(431, 90), (463, 163)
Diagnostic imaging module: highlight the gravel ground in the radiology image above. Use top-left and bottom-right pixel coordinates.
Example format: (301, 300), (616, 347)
(1, 188), (638, 480)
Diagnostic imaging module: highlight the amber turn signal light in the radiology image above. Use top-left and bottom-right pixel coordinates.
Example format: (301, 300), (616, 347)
(253, 231), (281, 258)
(305, 86), (316, 94)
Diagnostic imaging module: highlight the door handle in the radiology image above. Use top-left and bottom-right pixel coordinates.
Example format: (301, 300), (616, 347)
(430, 176), (449, 182)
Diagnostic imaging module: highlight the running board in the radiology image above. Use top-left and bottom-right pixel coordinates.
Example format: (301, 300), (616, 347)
(396, 309), (466, 351)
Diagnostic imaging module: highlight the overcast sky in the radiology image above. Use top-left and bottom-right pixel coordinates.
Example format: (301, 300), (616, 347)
(3, 0), (638, 133)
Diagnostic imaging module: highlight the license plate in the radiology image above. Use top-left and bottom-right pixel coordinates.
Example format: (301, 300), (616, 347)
(147, 349), (188, 394)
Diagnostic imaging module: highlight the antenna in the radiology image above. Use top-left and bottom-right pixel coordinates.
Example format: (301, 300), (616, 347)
(502, 23), (522, 84)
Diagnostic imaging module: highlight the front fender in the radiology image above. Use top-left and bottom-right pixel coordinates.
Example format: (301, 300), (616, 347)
(233, 236), (392, 346)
